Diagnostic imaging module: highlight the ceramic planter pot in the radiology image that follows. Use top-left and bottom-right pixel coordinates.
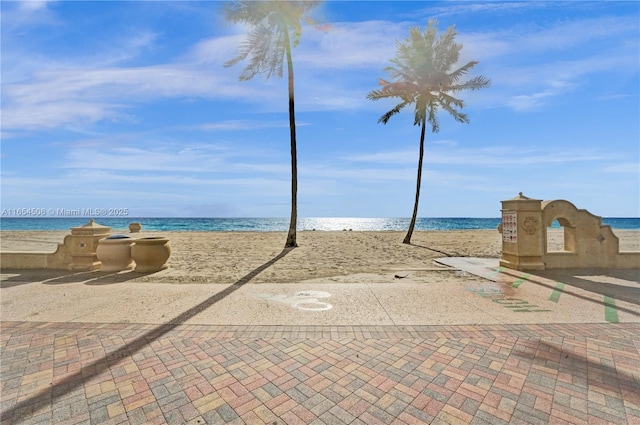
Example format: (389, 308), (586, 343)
(96, 235), (135, 272)
(129, 222), (142, 233)
(131, 237), (171, 272)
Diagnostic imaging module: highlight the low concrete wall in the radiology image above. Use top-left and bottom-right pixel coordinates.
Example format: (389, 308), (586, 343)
(1, 242), (82, 270)
(543, 251), (640, 269)
(1, 252), (50, 269)
(0, 220), (109, 271)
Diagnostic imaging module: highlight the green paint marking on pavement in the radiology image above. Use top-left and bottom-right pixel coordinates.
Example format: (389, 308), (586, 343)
(483, 266), (504, 280)
(549, 282), (565, 303)
(604, 296), (619, 323)
(511, 273), (531, 288)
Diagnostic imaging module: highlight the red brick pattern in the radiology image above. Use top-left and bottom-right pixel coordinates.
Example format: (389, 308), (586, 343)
(1, 322), (639, 424)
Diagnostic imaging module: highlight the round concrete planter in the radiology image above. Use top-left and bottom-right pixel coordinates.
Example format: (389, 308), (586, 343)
(97, 235), (135, 272)
(131, 237), (171, 272)
(129, 222), (142, 233)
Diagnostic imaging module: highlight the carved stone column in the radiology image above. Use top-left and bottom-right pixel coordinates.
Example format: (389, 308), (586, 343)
(500, 193), (545, 271)
(65, 219), (111, 270)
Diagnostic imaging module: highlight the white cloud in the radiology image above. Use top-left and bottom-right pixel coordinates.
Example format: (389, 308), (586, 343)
(514, 16), (638, 53)
(3, 101), (127, 129)
(457, 15), (639, 111)
(415, 2), (546, 19)
(1, 65), (278, 129)
(344, 145), (614, 168)
(19, 0), (56, 11)
(58, 142), (296, 179)
(94, 30), (161, 67)
(295, 20), (404, 69)
(6, 66), (222, 104)
(601, 163), (640, 174)
(490, 50), (638, 111)
(62, 146), (225, 172)
(188, 35), (245, 65)
(198, 120), (303, 131)
(2, 27), (159, 85)
(507, 89), (562, 112)
(2, 9), (638, 131)
(1, 0), (58, 31)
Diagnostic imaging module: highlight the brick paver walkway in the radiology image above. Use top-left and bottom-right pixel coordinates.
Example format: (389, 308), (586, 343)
(2, 321), (639, 424)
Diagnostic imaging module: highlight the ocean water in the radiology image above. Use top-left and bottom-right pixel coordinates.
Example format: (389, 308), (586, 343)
(1, 217), (638, 232)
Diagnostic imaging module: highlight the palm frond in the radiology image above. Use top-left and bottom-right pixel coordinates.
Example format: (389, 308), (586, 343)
(366, 89), (387, 101)
(379, 101), (410, 124)
(427, 102), (440, 133)
(433, 26), (461, 73)
(413, 97), (426, 126)
(439, 100), (469, 124)
(223, 0), (322, 81)
(449, 75), (492, 93)
(448, 61), (478, 84)
(438, 92), (465, 110)
(226, 24), (284, 81)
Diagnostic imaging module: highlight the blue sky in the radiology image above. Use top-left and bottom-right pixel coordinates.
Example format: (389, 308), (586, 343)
(1, 1), (638, 218)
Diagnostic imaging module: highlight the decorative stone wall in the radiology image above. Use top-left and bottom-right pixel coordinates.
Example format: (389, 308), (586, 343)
(1, 220), (111, 270)
(500, 194), (639, 270)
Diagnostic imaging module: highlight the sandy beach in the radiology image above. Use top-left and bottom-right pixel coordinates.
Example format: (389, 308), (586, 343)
(0, 230), (497, 283)
(1, 227), (638, 327)
(1, 228), (638, 285)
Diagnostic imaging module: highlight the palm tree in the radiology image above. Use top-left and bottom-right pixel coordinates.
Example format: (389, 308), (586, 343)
(223, 0), (322, 248)
(367, 20), (490, 244)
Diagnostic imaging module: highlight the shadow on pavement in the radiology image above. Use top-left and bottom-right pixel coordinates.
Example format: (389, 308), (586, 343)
(535, 269), (640, 306)
(0, 269), (157, 287)
(0, 247), (293, 423)
(499, 268), (640, 315)
(511, 339), (639, 406)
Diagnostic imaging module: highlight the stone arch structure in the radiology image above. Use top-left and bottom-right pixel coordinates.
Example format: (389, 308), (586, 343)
(541, 199), (630, 269)
(542, 199), (588, 253)
(500, 193), (639, 270)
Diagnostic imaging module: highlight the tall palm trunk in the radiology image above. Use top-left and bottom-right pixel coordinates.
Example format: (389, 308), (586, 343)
(403, 114), (427, 244)
(284, 29), (298, 248)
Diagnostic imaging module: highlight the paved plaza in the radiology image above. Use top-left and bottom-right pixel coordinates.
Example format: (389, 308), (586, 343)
(1, 258), (639, 424)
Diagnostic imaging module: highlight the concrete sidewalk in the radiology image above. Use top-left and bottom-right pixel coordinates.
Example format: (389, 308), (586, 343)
(1, 258), (639, 424)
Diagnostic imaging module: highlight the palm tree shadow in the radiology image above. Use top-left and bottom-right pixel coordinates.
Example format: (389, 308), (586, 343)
(512, 338), (639, 403)
(409, 243), (453, 257)
(1, 247), (293, 423)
